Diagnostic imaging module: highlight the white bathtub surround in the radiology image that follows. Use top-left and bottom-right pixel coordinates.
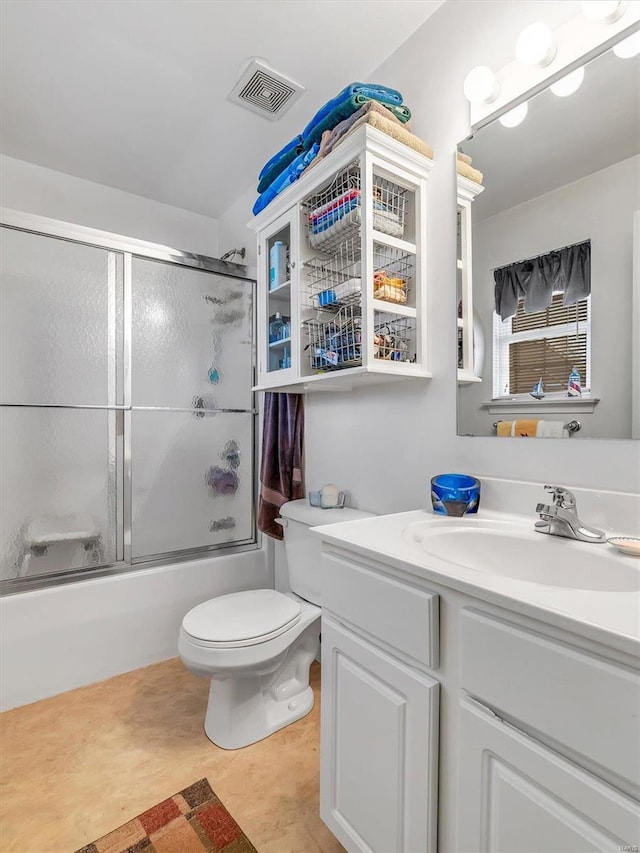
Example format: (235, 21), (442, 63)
(0, 549), (270, 711)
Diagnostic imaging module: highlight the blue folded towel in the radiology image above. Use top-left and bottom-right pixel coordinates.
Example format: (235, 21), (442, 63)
(301, 82), (403, 147)
(257, 140), (305, 194)
(253, 143), (320, 217)
(258, 135), (304, 181)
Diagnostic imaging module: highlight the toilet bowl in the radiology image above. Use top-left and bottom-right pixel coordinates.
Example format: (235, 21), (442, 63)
(178, 499), (373, 749)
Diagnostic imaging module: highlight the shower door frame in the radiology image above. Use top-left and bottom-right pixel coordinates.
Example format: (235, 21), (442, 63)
(0, 208), (259, 595)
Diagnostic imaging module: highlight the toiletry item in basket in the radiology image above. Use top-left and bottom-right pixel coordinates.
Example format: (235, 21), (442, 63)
(320, 483), (340, 508)
(269, 241), (288, 290)
(318, 289), (337, 307)
(567, 366), (582, 397)
(373, 271), (407, 304)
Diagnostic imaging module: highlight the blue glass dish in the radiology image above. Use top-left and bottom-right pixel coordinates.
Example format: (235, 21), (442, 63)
(430, 473), (481, 516)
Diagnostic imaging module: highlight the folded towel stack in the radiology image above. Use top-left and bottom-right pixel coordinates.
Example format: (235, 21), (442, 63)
(253, 82), (416, 217)
(456, 151), (483, 184)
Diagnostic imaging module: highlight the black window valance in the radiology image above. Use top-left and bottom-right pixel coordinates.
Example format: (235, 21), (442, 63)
(494, 240), (591, 321)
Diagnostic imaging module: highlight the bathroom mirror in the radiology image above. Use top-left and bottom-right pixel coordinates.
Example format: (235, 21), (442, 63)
(456, 41), (639, 439)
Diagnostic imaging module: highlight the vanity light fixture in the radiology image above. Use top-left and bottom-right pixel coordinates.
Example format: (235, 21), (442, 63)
(580, 1), (627, 24)
(515, 22), (558, 67)
(463, 65), (500, 104)
(550, 66), (585, 96)
(612, 28), (640, 56)
(498, 102), (528, 128)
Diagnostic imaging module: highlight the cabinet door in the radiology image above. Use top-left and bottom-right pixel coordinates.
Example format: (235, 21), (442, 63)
(321, 615), (439, 853)
(257, 209), (299, 387)
(456, 698), (640, 853)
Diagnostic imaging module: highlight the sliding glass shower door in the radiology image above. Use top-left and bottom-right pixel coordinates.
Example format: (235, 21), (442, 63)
(130, 258), (255, 560)
(0, 221), (256, 587)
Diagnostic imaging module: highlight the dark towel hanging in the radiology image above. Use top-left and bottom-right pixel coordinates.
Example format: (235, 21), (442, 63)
(258, 393), (305, 540)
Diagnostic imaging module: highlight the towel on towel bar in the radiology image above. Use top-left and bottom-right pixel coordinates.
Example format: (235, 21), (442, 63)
(513, 419), (538, 436)
(496, 419), (569, 438)
(536, 420), (569, 438)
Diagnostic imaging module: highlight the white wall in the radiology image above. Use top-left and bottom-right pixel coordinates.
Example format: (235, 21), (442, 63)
(0, 550), (270, 710)
(0, 154), (219, 256)
(218, 0), (639, 511)
(460, 154), (639, 438)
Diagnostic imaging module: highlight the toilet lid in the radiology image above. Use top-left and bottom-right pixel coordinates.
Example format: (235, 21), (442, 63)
(182, 589), (301, 646)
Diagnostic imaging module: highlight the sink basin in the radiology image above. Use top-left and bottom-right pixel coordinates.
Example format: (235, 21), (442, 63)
(404, 522), (640, 592)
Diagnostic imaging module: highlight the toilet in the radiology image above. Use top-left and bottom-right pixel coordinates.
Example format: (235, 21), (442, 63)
(178, 498), (373, 749)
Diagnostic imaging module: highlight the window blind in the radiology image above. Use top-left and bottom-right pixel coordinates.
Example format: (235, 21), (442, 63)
(494, 293), (590, 397)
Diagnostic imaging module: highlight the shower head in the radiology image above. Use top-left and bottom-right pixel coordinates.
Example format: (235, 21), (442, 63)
(220, 248), (246, 262)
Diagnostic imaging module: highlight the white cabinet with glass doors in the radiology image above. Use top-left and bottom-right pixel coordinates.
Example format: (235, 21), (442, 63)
(251, 124), (433, 393)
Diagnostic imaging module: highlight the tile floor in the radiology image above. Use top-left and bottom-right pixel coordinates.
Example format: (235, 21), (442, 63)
(0, 659), (344, 852)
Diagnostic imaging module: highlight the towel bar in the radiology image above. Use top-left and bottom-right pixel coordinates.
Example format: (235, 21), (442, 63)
(493, 419), (581, 434)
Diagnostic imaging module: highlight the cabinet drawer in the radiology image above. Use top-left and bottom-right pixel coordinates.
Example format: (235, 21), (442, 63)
(461, 608), (640, 791)
(322, 552), (439, 669)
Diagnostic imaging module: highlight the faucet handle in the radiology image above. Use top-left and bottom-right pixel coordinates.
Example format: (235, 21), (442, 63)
(544, 485), (576, 509)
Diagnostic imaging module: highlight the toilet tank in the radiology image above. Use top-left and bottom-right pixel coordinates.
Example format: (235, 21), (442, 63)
(279, 499), (375, 606)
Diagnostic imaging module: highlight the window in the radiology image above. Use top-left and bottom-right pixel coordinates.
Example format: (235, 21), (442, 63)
(493, 293), (591, 398)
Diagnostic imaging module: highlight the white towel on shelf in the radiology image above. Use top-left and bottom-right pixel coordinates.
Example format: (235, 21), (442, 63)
(536, 420), (569, 438)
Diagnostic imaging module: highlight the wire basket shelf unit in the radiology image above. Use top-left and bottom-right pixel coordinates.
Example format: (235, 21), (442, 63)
(303, 161), (408, 254)
(304, 304), (415, 373)
(304, 237), (414, 310)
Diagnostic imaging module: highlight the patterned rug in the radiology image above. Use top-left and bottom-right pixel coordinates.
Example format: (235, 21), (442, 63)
(75, 778), (258, 853)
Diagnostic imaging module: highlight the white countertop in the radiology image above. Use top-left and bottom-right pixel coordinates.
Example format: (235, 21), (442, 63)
(312, 509), (640, 659)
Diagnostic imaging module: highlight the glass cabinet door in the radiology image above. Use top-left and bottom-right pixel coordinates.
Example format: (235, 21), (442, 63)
(259, 211), (297, 383)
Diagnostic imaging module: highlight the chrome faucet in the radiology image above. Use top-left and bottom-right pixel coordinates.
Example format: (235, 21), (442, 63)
(535, 485), (606, 543)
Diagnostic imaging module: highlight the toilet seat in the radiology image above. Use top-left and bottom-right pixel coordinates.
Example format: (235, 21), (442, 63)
(182, 589), (301, 649)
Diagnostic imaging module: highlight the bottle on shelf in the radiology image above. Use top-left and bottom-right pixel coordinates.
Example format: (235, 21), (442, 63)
(567, 366), (582, 397)
(269, 312), (289, 343)
(269, 241), (288, 290)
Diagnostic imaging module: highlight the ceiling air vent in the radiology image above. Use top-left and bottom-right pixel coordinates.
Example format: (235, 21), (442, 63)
(229, 58), (305, 120)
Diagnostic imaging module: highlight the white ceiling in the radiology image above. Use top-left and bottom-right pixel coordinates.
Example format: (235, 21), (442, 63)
(463, 46), (640, 221)
(0, 0), (444, 219)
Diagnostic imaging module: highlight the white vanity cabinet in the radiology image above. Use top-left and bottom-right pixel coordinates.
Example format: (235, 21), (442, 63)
(317, 540), (640, 853)
(457, 609), (640, 852)
(457, 699), (639, 853)
(249, 124), (433, 393)
(320, 551), (440, 853)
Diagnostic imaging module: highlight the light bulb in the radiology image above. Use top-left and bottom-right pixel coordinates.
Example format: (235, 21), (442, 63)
(463, 66), (500, 104)
(550, 66), (585, 96)
(613, 30), (640, 58)
(499, 102), (529, 128)
(580, 1), (627, 24)
(515, 22), (557, 67)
